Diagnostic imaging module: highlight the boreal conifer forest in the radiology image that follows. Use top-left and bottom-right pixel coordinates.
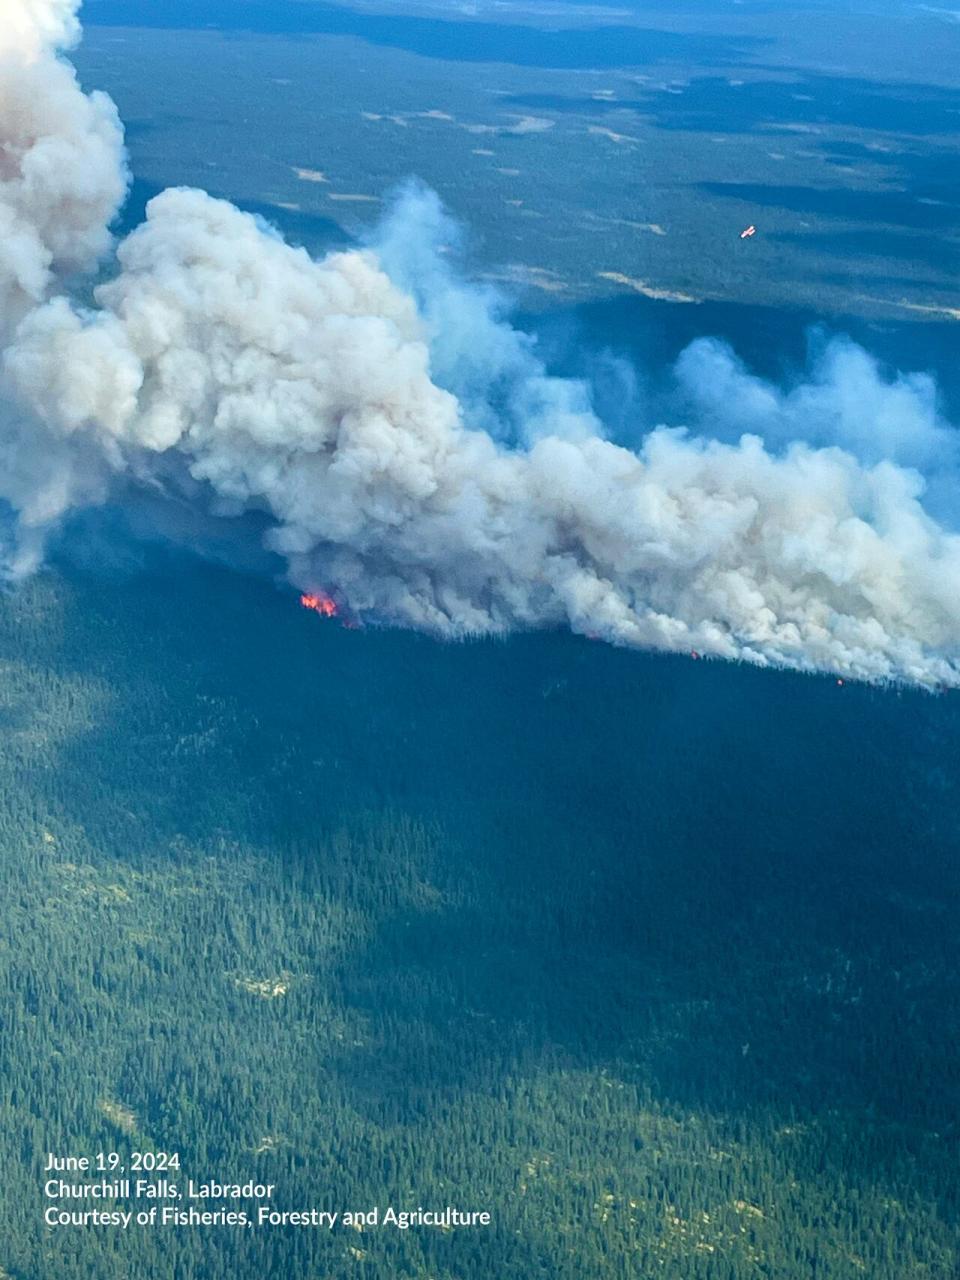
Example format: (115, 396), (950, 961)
(0, 552), (957, 1279)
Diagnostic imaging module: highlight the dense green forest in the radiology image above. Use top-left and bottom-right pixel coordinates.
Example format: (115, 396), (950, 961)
(0, 554), (957, 1278)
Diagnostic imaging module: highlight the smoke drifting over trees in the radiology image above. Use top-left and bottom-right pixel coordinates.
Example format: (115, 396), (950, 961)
(2, 0), (959, 686)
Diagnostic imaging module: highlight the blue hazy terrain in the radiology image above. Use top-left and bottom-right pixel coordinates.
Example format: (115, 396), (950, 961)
(75, 0), (960, 327)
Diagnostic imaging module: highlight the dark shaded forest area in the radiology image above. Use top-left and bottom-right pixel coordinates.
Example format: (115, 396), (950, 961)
(0, 554), (958, 1278)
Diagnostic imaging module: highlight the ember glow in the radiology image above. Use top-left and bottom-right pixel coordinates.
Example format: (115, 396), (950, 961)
(300, 592), (338, 618)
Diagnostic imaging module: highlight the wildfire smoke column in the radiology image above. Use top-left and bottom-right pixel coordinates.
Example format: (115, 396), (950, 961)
(0, 2), (960, 687)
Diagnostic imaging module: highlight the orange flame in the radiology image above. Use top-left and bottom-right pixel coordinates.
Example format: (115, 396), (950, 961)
(300, 591), (338, 618)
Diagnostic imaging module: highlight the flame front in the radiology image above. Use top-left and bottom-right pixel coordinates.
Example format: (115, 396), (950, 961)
(300, 591), (338, 618)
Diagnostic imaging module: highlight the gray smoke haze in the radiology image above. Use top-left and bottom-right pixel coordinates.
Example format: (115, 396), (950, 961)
(1, 0), (960, 687)
(372, 185), (603, 447)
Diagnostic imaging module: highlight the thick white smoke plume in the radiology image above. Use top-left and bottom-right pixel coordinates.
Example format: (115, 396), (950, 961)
(1, 0), (959, 687)
(4, 0), (78, 59)
(0, 0), (125, 328)
(0, 0), (126, 571)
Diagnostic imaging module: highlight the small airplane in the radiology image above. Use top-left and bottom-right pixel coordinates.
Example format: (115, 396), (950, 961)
(740, 225), (757, 240)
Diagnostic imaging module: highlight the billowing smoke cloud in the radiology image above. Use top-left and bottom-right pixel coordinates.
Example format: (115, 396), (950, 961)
(1, 0), (959, 687)
(0, 0), (127, 571)
(4, 0), (78, 60)
(372, 184), (603, 446)
(676, 335), (955, 476)
(0, 0), (126, 328)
